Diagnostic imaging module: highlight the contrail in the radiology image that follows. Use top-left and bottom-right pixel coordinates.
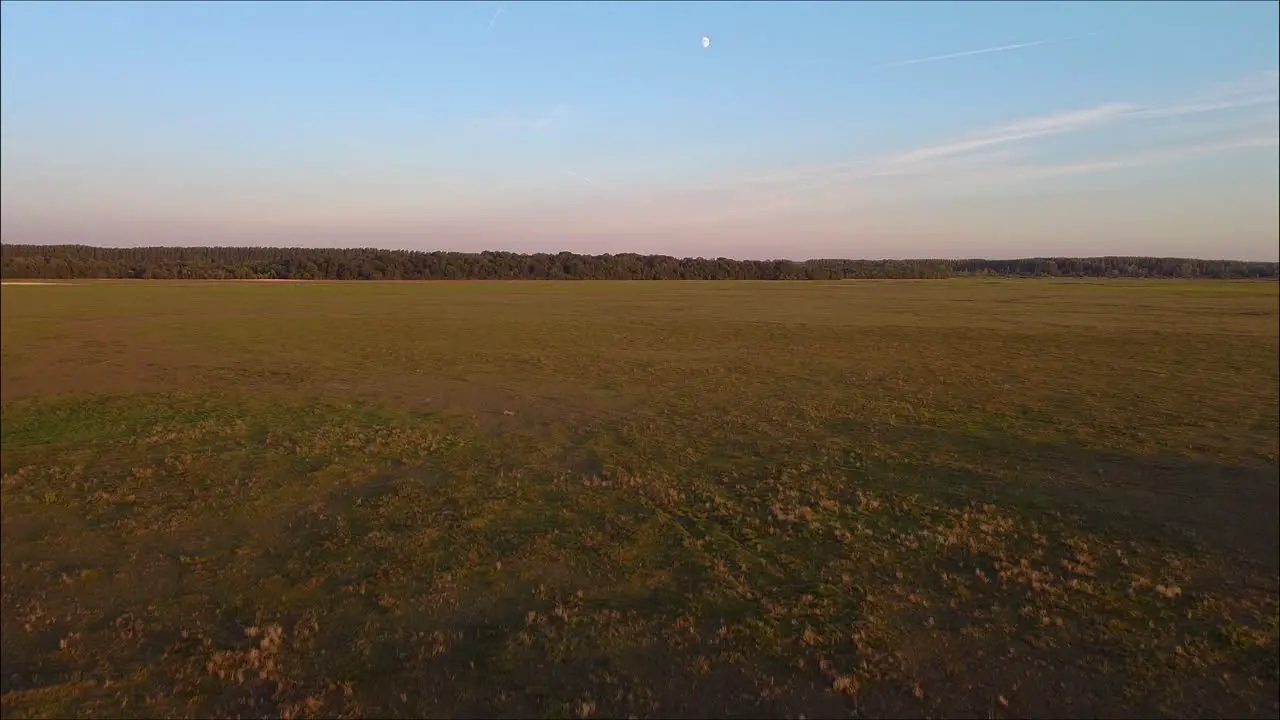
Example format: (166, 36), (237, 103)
(876, 33), (1098, 70)
(486, 5), (503, 31)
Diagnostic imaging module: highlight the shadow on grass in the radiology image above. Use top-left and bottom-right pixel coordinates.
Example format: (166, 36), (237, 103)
(3, 410), (1277, 719)
(837, 421), (1280, 573)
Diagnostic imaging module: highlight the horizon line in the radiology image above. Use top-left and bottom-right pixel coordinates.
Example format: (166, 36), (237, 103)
(2, 241), (1276, 267)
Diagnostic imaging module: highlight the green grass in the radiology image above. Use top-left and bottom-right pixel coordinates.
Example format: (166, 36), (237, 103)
(2, 278), (1277, 719)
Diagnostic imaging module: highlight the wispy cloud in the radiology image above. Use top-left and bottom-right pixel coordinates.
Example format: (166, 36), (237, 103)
(486, 4), (503, 32)
(687, 104), (1137, 196)
(925, 132), (1278, 189)
(549, 71), (1279, 232)
(474, 104), (569, 132)
(888, 103), (1136, 164)
(707, 71), (1279, 196)
(875, 33), (1098, 70)
(1132, 69), (1279, 119)
(564, 170), (618, 191)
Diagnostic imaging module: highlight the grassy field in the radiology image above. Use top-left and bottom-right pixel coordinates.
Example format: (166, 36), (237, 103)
(1, 279), (1277, 719)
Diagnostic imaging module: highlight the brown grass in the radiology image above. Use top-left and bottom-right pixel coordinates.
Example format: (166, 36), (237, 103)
(1, 278), (1277, 718)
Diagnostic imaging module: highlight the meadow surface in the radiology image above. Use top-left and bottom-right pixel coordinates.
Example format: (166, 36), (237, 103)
(1, 279), (1277, 719)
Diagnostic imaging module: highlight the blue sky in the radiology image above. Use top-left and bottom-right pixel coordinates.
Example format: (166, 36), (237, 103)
(1, 1), (1277, 260)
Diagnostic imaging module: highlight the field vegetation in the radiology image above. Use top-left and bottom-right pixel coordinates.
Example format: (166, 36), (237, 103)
(2, 278), (1277, 718)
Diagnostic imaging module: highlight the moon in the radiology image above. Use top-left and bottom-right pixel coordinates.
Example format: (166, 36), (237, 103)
(701, 35), (711, 49)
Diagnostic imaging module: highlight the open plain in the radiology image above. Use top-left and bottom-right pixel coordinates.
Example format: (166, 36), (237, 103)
(1, 279), (1277, 718)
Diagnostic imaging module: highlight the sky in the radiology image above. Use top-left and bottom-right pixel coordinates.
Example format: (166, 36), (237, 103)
(1, 1), (1277, 261)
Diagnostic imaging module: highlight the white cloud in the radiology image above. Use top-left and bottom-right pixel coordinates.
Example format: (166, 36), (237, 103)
(458, 70), (1279, 243)
(1130, 69), (1279, 119)
(673, 70), (1280, 203)
(888, 103), (1137, 165)
(930, 132), (1278, 188)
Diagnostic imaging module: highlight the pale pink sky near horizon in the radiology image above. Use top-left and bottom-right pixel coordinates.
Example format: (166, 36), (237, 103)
(2, 2), (1278, 261)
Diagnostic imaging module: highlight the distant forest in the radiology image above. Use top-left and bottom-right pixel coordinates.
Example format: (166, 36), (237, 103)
(2, 244), (1277, 281)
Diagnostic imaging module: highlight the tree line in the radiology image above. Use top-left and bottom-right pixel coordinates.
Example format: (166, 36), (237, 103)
(2, 244), (1276, 281)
